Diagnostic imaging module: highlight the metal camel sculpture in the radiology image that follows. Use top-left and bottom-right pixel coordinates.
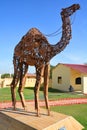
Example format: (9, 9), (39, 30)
(11, 4), (80, 116)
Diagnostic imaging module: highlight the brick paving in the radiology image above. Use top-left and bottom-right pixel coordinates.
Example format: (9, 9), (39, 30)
(0, 98), (87, 109)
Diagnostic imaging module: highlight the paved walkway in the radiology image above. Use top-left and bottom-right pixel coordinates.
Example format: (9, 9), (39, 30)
(0, 98), (87, 109)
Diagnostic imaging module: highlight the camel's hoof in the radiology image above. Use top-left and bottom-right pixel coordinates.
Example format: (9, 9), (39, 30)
(24, 106), (28, 111)
(48, 111), (50, 116)
(12, 107), (16, 111)
(36, 114), (41, 117)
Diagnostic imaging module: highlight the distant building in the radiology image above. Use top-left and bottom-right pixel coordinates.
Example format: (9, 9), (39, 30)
(0, 73), (44, 88)
(52, 63), (87, 94)
(0, 78), (12, 88)
(25, 73), (44, 87)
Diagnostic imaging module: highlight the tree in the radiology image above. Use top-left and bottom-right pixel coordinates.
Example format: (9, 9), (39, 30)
(1, 73), (13, 78)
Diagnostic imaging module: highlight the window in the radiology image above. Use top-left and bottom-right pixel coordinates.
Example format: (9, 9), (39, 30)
(75, 77), (81, 84)
(58, 76), (62, 84)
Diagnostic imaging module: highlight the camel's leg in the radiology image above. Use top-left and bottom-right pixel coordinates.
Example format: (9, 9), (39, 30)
(44, 63), (50, 116)
(18, 63), (28, 110)
(11, 67), (20, 110)
(34, 65), (44, 116)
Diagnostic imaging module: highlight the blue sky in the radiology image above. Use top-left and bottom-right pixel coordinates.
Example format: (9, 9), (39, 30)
(0, 0), (87, 74)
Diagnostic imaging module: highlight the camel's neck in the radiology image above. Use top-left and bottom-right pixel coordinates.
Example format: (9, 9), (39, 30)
(50, 15), (72, 59)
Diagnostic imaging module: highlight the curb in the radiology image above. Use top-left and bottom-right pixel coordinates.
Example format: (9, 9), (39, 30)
(0, 98), (87, 109)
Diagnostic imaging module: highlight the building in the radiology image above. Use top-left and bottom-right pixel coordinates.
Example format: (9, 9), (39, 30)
(0, 73), (44, 88)
(0, 78), (12, 88)
(52, 63), (87, 94)
(25, 73), (44, 87)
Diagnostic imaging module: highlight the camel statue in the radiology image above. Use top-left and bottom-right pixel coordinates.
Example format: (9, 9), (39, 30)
(11, 4), (80, 116)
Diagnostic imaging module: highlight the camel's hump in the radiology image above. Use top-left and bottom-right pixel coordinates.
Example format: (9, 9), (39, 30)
(25, 28), (44, 36)
(20, 27), (48, 43)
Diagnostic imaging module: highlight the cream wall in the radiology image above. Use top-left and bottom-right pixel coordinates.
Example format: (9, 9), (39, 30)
(70, 69), (82, 91)
(0, 78), (12, 88)
(25, 77), (44, 87)
(25, 78), (36, 87)
(0, 77), (44, 88)
(52, 64), (70, 91)
(83, 76), (87, 94)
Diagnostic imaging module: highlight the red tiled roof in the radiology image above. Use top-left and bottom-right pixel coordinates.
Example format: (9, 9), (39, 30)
(62, 63), (87, 73)
(26, 73), (36, 78)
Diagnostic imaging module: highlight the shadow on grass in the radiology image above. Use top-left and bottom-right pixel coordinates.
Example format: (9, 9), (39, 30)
(25, 87), (34, 90)
(24, 87), (66, 93)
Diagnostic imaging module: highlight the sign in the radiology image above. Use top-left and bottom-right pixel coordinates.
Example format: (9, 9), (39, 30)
(59, 126), (66, 130)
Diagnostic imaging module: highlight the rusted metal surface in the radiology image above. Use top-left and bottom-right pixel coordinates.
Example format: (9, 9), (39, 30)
(11, 4), (80, 116)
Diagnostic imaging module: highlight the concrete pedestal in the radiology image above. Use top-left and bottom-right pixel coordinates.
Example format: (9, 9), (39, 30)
(0, 105), (84, 130)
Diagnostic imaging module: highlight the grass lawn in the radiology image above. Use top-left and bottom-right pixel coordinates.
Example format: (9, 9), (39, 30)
(0, 87), (87, 129)
(51, 104), (87, 130)
(0, 87), (87, 102)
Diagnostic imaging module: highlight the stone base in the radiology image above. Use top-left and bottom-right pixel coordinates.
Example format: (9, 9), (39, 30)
(0, 105), (84, 130)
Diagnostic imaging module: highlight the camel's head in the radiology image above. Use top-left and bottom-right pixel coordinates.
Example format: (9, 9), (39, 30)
(61, 4), (80, 17)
